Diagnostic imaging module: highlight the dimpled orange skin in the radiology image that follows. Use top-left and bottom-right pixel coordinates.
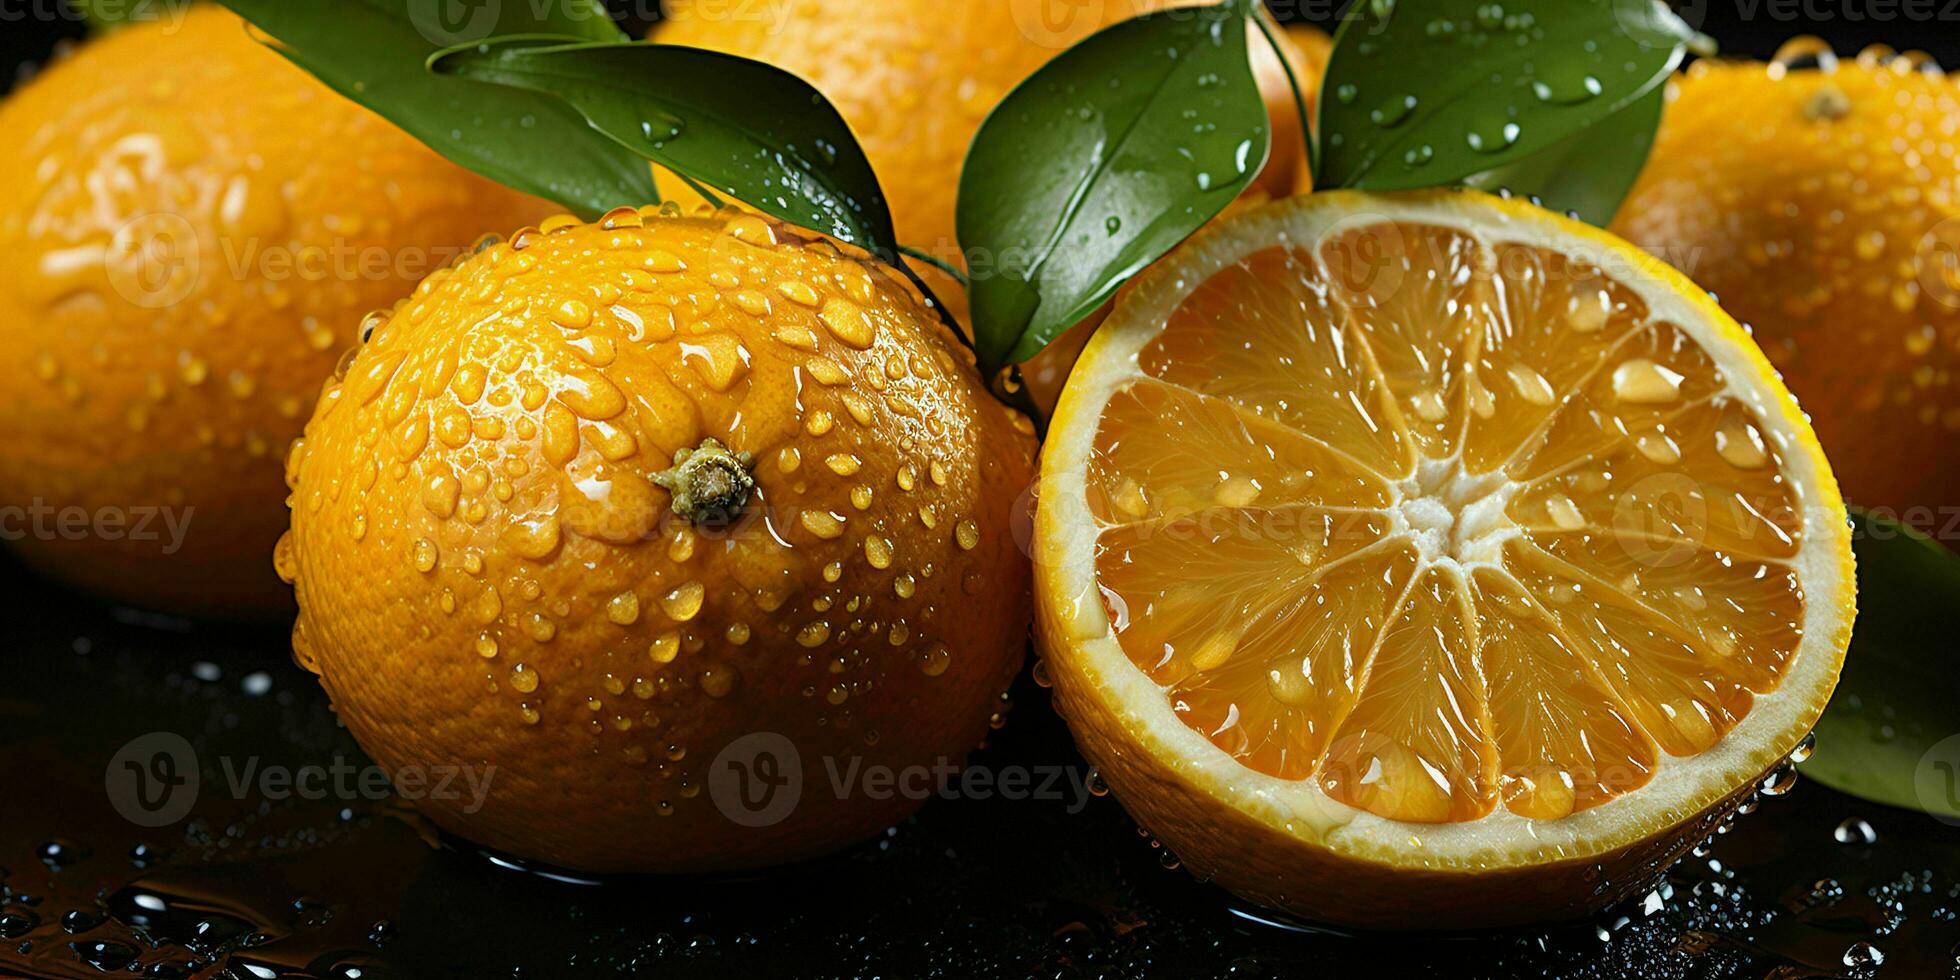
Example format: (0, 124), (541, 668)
(654, 0), (1323, 321)
(1613, 52), (1960, 520)
(0, 7), (556, 620)
(280, 207), (1037, 872)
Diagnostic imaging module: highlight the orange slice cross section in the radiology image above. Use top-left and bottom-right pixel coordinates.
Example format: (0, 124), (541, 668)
(1045, 191), (1851, 837)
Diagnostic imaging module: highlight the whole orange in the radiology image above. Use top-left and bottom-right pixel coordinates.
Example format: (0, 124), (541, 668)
(1613, 43), (1960, 522)
(279, 206), (1037, 872)
(653, 0), (1326, 320)
(0, 7), (554, 619)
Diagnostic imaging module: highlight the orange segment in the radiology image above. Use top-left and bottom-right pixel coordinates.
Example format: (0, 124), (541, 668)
(1503, 539), (1757, 757)
(1472, 569), (1658, 819)
(1320, 565), (1496, 822)
(1511, 320), (1730, 482)
(1512, 393), (1804, 563)
(1085, 378), (1393, 525)
(1167, 545), (1420, 780)
(1460, 244), (1651, 473)
(1095, 512), (1412, 779)
(1321, 224), (1502, 460)
(1137, 247), (1411, 479)
(1522, 530), (1804, 694)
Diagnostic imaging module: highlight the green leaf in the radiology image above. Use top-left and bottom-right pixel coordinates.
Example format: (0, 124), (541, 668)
(1462, 83), (1664, 226)
(1803, 510), (1960, 821)
(956, 3), (1269, 373)
(429, 39), (897, 257)
(213, 0), (656, 219)
(1316, 0), (1695, 192)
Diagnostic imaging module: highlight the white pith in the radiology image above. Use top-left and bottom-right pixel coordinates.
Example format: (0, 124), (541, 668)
(1036, 190), (1854, 871)
(1393, 454), (1519, 570)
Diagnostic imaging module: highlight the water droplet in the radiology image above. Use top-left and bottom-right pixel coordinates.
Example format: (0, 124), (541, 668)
(660, 581), (705, 622)
(1506, 363), (1555, 406)
(1716, 415), (1770, 469)
(1531, 74), (1603, 105)
(607, 591), (642, 626)
(1546, 494), (1585, 531)
(1760, 761), (1800, 796)
(1633, 427), (1682, 465)
(918, 642), (951, 677)
(800, 510), (846, 540)
(1086, 768), (1110, 797)
(1370, 94), (1418, 127)
(1610, 358), (1685, 404)
(1834, 817), (1877, 845)
(650, 631), (681, 664)
(1466, 120), (1522, 153)
(818, 298), (877, 349)
(865, 535), (894, 569)
(1770, 35), (1839, 77)
(411, 538), (439, 573)
(699, 663), (739, 699)
(1842, 941), (1884, 969)
(510, 664), (540, 694)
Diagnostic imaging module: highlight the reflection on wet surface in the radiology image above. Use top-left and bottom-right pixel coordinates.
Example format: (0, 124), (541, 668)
(0, 558), (1955, 979)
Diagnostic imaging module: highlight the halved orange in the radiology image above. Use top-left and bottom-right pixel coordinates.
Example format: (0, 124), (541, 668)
(1034, 189), (1855, 929)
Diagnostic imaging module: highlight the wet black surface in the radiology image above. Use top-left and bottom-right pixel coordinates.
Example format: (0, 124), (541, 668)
(2, 552), (1959, 980)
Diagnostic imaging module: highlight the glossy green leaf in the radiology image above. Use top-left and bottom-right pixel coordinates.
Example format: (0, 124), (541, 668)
(430, 39), (897, 258)
(213, 0), (656, 218)
(1803, 510), (1960, 821)
(1316, 0), (1695, 192)
(957, 2), (1269, 373)
(1462, 84), (1663, 226)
